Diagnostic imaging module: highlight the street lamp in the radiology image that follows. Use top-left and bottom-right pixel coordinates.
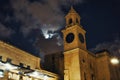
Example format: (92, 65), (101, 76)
(110, 57), (119, 65)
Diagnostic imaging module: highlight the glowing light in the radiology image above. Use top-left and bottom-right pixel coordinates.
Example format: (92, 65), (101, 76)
(5, 63), (18, 70)
(44, 75), (48, 80)
(110, 58), (119, 65)
(26, 70), (44, 78)
(0, 71), (3, 78)
(41, 24), (60, 39)
(44, 34), (49, 39)
(0, 62), (4, 66)
(44, 32), (55, 39)
(32, 71), (39, 76)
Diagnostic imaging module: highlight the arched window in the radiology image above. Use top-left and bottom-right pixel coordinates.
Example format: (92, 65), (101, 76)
(69, 18), (72, 24)
(76, 18), (79, 23)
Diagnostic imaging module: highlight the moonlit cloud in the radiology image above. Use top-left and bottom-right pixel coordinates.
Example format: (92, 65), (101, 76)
(90, 39), (120, 56)
(41, 24), (61, 39)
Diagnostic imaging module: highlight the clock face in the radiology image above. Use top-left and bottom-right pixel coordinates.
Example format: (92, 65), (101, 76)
(66, 33), (74, 43)
(79, 33), (84, 43)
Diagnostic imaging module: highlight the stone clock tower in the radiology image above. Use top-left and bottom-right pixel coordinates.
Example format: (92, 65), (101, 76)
(62, 7), (88, 80)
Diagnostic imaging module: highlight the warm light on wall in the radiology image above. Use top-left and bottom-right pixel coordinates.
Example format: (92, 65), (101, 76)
(0, 71), (3, 78)
(32, 71), (40, 77)
(5, 63), (18, 70)
(110, 57), (119, 65)
(26, 70), (44, 79)
(44, 75), (48, 80)
(0, 62), (18, 71)
(0, 61), (53, 80)
(26, 70), (50, 80)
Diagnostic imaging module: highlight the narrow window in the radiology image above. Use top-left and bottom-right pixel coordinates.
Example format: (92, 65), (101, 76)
(69, 18), (72, 24)
(84, 72), (86, 80)
(76, 18), (79, 23)
(6, 58), (12, 63)
(82, 59), (85, 63)
(0, 56), (2, 61)
(92, 74), (95, 80)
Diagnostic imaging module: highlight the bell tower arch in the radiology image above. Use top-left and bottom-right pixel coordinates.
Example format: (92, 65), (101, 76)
(65, 6), (80, 27)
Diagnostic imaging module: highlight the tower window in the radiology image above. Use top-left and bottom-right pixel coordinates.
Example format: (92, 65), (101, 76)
(76, 18), (79, 23)
(69, 18), (72, 24)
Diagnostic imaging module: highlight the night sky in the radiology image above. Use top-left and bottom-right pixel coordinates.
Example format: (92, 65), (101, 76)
(0, 0), (120, 58)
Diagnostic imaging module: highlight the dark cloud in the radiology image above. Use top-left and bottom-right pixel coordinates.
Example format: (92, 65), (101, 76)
(35, 33), (63, 55)
(0, 0), (83, 56)
(8, 0), (83, 55)
(0, 0), (14, 25)
(0, 0), (16, 39)
(10, 0), (83, 36)
(90, 38), (120, 56)
(0, 23), (14, 38)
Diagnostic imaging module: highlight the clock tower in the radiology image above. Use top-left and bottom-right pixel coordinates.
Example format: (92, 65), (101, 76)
(62, 7), (88, 80)
(62, 7), (86, 51)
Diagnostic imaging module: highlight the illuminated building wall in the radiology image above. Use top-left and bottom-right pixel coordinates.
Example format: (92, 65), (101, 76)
(0, 41), (59, 80)
(0, 41), (40, 69)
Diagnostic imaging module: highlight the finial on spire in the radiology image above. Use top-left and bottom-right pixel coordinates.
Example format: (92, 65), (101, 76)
(71, 6), (73, 9)
(69, 6), (76, 13)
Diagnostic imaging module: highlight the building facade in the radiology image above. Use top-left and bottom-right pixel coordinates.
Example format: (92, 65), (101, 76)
(0, 7), (120, 80)
(0, 41), (59, 80)
(62, 7), (120, 80)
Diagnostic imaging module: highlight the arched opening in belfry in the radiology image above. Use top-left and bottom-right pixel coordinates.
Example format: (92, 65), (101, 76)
(76, 18), (79, 23)
(69, 18), (72, 24)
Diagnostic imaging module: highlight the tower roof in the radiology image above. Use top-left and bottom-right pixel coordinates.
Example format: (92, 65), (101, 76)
(65, 6), (81, 27)
(68, 6), (77, 13)
(65, 6), (80, 17)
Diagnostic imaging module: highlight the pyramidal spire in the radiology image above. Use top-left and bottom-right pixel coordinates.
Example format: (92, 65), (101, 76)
(69, 6), (77, 13)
